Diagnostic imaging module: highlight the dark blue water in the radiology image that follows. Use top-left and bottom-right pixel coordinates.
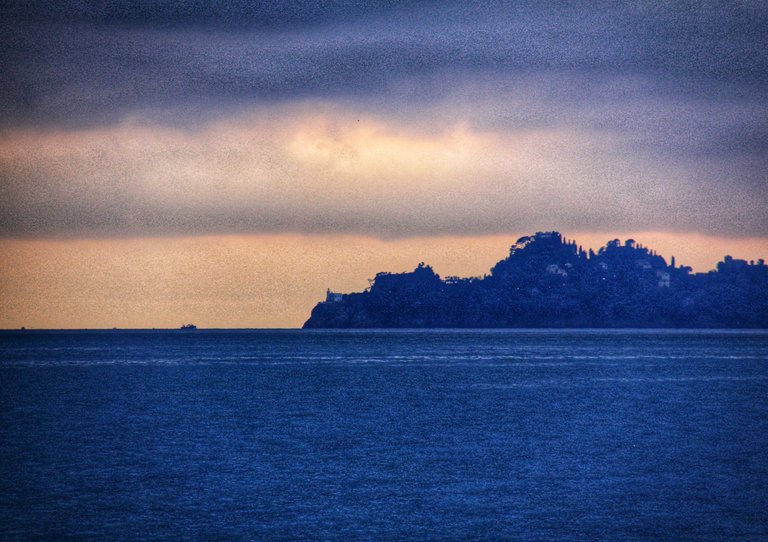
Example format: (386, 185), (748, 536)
(1, 330), (767, 541)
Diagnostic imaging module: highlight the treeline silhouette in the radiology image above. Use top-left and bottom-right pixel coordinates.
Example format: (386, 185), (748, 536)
(303, 232), (768, 328)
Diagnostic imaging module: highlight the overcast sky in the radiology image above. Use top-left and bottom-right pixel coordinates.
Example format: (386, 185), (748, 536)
(1, 1), (766, 239)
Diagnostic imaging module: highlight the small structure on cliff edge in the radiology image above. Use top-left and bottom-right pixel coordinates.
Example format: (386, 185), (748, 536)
(325, 289), (343, 303)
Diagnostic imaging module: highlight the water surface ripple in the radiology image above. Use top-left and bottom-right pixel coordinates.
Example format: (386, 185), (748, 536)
(1, 329), (767, 540)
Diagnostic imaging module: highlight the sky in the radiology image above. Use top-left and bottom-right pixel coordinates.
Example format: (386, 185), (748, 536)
(1, 1), (767, 328)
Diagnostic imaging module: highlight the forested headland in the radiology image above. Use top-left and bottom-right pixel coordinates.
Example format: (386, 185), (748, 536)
(304, 232), (768, 328)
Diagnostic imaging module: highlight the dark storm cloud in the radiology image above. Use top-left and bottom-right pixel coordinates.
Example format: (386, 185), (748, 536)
(1, 2), (767, 127)
(2, 0), (422, 30)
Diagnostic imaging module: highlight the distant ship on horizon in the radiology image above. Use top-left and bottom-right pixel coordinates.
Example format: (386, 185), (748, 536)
(179, 323), (197, 330)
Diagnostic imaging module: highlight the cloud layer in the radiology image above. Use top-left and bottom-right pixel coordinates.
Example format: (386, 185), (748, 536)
(1, 2), (766, 238)
(1, 102), (765, 238)
(3, 2), (767, 127)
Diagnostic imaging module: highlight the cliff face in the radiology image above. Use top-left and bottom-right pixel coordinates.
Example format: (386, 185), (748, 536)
(303, 232), (768, 328)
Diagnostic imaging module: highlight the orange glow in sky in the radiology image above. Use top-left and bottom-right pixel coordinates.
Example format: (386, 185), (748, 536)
(2, 232), (765, 329)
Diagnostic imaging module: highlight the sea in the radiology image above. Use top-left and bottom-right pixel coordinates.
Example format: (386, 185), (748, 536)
(1, 329), (767, 541)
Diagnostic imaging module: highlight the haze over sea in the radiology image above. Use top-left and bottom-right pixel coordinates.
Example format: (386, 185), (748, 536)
(1, 329), (767, 540)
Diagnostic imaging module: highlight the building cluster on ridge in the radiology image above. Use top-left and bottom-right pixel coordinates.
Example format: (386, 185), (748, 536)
(311, 231), (768, 328)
